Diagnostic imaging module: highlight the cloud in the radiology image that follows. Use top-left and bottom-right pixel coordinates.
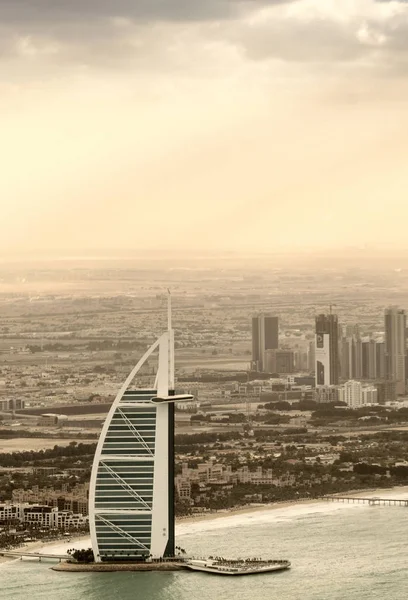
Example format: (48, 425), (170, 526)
(224, 0), (408, 69)
(0, 0), (295, 73)
(0, 0), (293, 26)
(1, 0), (408, 79)
(230, 16), (365, 62)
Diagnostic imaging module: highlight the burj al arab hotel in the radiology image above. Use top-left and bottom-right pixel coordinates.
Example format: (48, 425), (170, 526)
(89, 296), (193, 562)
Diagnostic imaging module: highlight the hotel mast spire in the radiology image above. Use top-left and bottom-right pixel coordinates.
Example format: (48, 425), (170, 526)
(168, 289), (175, 390)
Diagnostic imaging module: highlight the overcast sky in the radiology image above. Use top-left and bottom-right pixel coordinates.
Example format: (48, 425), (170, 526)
(1, 0), (408, 256)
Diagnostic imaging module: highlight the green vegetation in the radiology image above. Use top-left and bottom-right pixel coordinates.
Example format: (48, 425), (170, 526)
(190, 412), (247, 424)
(68, 547), (95, 563)
(0, 442), (97, 468)
(0, 524), (89, 552)
(0, 429), (97, 440)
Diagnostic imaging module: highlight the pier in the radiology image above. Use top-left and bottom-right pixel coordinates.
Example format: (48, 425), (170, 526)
(324, 496), (408, 507)
(0, 550), (69, 562)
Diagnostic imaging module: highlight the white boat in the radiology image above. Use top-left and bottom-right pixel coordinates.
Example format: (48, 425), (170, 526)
(183, 558), (291, 576)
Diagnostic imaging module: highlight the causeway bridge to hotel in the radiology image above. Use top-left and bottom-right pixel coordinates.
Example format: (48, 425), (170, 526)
(0, 550), (69, 562)
(324, 496), (408, 507)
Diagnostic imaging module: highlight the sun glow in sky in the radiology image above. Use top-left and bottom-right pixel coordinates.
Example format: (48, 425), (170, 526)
(1, 0), (408, 255)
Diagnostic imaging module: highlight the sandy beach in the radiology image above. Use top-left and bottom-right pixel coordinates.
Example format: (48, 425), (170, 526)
(2, 486), (407, 564)
(0, 534), (88, 564)
(176, 487), (394, 524)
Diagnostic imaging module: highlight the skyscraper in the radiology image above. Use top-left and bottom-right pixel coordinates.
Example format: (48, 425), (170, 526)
(362, 339), (377, 380)
(353, 336), (363, 380)
(315, 313), (339, 386)
(252, 314), (279, 372)
(340, 337), (353, 380)
(376, 342), (386, 379)
(89, 297), (192, 562)
(308, 340), (316, 373)
(385, 307), (407, 396)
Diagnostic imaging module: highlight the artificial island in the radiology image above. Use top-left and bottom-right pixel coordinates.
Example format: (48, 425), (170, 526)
(56, 296), (290, 575)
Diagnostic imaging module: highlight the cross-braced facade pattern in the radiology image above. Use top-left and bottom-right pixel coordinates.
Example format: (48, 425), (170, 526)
(89, 331), (175, 562)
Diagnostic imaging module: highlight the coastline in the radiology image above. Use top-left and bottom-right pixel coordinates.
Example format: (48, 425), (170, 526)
(0, 533), (88, 564)
(2, 486), (407, 565)
(176, 487), (404, 524)
(177, 499), (317, 524)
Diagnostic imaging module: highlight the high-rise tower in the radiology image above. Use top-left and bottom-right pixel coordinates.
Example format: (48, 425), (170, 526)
(362, 339), (377, 380)
(353, 336), (363, 380)
(308, 340), (316, 373)
(315, 313), (339, 386)
(340, 337), (353, 380)
(89, 295), (192, 562)
(376, 342), (386, 379)
(252, 314), (279, 372)
(384, 307), (406, 396)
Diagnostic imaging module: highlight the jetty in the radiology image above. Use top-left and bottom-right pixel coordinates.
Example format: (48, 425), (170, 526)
(0, 550), (69, 562)
(324, 496), (408, 507)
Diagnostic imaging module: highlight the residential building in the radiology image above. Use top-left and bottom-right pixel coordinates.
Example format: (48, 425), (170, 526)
(342, 380), (363, 408)
(0, 503), (88, 528)
(175, 461), (274, 491)
(361, 386), (378, 405)
(340, 380), (378, 408)
(315, 385), (340, 404)
(12, 482), (89, 515)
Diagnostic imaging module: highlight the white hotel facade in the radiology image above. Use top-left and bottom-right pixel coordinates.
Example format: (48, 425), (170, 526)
(89, 298), (192, 562)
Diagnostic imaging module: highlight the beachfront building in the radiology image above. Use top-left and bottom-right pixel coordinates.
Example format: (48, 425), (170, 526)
(0, 503), (88, 528)
(88, 297), (192, 562)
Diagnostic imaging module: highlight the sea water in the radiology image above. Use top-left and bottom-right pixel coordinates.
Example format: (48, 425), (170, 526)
(2, 487), (408, 600)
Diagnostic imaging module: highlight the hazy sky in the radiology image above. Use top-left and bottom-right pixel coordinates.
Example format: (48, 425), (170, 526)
(2, 0), (408, 255)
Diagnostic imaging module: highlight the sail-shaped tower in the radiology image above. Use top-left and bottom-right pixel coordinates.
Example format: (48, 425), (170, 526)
(89, 295), (192, 562)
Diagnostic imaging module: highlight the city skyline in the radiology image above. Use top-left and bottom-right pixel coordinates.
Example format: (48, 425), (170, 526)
(3, 263), (408, 587)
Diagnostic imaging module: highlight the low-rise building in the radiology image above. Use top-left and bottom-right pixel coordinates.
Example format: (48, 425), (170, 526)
(38, 413), (68, 426)
(12, 482), (89, 515)
(0, 503), (88, 528)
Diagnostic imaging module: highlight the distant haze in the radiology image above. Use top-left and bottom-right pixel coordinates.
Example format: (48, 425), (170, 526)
(1, 0), (408, 256)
